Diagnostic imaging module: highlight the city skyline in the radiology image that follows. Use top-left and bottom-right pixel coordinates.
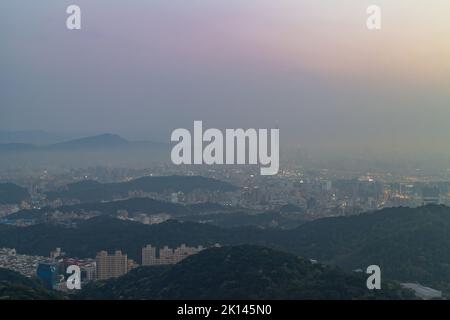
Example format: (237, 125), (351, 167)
(3, 0), (450, 305)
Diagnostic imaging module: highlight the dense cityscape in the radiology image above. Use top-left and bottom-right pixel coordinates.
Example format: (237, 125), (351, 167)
(0, 161), (449, 300)
(1, 164), (450, 226)
(2, 0), (450, 310)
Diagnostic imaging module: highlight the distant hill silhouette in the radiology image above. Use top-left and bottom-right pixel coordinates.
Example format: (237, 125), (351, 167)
(280, 204), (305, 214)
(0, 133), (170, 169)
(76, 245), (415, 300)
(7, 197), (303, 229)
(46, 175), (237, 202)
(0, 130), (70, 145)
(46, 134), (128, 150)
(0, 183), (29, 205)
(8, 197), (190, 221)
(0, 143), (35, 152)
(0, 133), (168, 153)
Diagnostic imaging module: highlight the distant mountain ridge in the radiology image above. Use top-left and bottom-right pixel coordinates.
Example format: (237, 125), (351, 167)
(0, 130), (71, 145)
(0, 143), (36, 152)
(7, 197), (302, 229)
(0, 183), (29, 205)
(47, 133), (129, 150)
(8, 197), (191, 221)
(0, 133), (168, 153)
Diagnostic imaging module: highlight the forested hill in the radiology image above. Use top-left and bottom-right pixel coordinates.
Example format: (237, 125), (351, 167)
(0, 183), (29, 205)
(3, 205), (450, 293)
(46, 175), (237, 202)
(8, 197), (191, 220)
(76, 245), (415, 300)
(281, 205), (450, 291)
(0, 268), (62, 300)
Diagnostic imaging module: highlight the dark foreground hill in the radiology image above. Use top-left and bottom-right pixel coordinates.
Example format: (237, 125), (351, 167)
(281, 205), (450, 292)
(3, 205), (450, 293)
(0, 268), (62, 300)
(76, 245), (414, 300)
(0, 217), (241, 261)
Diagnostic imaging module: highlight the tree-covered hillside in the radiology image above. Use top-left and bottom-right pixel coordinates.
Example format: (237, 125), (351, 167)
(46, 175), (237, 202)
(3, 205), (450, 294)
(0, 183), (29, 204)
(0, 268), (62, 300)
(76, 246), (414, 300)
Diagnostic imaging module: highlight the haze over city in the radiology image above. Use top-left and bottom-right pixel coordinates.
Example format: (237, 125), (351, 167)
(3, 0), (450, 305)
(1, 0), (450, 160)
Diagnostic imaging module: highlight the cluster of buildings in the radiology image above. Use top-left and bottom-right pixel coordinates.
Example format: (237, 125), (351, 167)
(1, 243), (207, 290)
(4, 164), (450, 228)
(142, 244), (204, 266)
(95, 250), (133, 281)
(95, 244), (205, 281)
(36, 248), (97, 290)
(0, 248), (52, 278)
(117, 210), (171, 225)
(0, 204), (20, 218)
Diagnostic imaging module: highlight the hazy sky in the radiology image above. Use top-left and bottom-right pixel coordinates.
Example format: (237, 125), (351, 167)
(1, 0), (450, 154)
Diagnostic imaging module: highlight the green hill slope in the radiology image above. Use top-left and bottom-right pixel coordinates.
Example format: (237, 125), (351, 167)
(0, 268), (62, 300)
(77, 246), (414, 300)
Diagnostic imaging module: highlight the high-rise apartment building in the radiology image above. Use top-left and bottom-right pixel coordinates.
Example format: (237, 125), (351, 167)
(142, 245), (158, 266)
(96, 250), (128, 280)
